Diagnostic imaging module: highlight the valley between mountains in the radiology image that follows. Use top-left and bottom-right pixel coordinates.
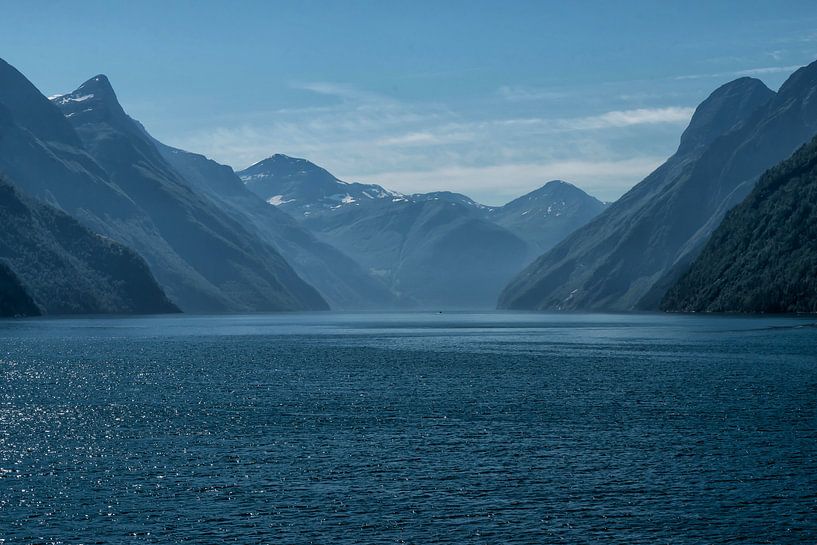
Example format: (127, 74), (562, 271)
(2, 57), (817, 316)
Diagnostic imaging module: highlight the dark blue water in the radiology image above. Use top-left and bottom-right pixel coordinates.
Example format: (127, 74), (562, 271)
(1, 312), (816, 544)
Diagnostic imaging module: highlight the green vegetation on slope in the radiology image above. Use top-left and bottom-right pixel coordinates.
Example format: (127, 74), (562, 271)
(0, 178), (179, 315)
(662, 134), (817, 313)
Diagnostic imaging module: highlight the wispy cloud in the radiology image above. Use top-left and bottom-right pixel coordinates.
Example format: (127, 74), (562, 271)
(293, 81), (393, 103)
(166, 80), (692, 203)
(355, 157), (667, 205)
(560, 107), (694, 130)
(675, 64), (801, 81)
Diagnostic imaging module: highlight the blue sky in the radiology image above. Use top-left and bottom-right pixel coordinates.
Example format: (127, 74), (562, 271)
(3, 1), (817, 204)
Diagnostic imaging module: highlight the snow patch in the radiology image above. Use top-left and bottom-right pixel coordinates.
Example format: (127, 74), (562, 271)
(240, 173), (270, 183)
(267, 195), (293, 206)
(55, 94), (94, 105)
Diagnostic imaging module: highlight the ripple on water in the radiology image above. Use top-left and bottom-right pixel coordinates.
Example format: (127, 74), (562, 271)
(0, 312), (816, 543)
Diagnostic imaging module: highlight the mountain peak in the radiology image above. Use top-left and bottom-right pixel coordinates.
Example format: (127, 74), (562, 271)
(777, 59), (817, 98)
(76, 74), (115, 95)
(516, 180), (595, 202)
(51, 74), (127, 123)
(677, 76), (774, 154)
(499, 179), (604, 216)
(540, 179), (571, 190)
(243, 154), (339, 184)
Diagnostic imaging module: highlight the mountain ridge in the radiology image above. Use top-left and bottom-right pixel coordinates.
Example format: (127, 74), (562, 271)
(499, 62), (817, 311)
(238, 156), (605, 308)
(49, 73), (329, 312)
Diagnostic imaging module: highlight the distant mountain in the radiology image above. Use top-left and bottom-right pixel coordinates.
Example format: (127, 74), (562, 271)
(0, 178), (177, 316)
(408, 191), (492, 211)
(662, 134), (817, 313)
(238, 157), (603, 308)
(302, 196), (529, 307)
(241, 154), (400, 216)
(155, 144), (399, 309)
(500, 61), (817, 311)
(488, 180), (607, 253)
(0, 58), (327, 312)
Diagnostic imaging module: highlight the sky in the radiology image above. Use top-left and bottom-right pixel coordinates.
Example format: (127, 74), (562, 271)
(3, 1), (817, 204)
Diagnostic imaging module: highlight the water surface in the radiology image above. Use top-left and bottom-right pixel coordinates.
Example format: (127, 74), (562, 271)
(1, 312), (816, 543)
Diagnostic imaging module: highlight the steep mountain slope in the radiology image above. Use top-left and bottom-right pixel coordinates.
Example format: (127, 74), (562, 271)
(0, 262), (40, 317)
(155, 143), (398, 309)
(488, 180), (607, 253)
(662, 135), (817, 313)
(0, 60), (138, 224)
(0, 178), (177, 315)
(51, 75), (327, 312)
(0, 58), (328, 312)
(500, 63), (817, 311)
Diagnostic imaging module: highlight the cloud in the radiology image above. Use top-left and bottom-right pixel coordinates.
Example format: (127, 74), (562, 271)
(561, 107), (694, 130)
(375, 130), (477, 147)
(675, 64), (801, 81)
(736, 65), (802, 76)
(354, 156), (667, 205)
(164, 80), (689, 204)
(293, 81), (392, 103)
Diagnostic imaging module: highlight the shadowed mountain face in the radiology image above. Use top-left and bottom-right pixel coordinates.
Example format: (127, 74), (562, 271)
(0, 57), (327, 312)
(0, 178), (178, 316)
(662, 134), (817, 313)
(238, 158), (604, 308)
(154, 144), (398, 309)
(500, 62), (817, 311)
(0, 262), (40, 317)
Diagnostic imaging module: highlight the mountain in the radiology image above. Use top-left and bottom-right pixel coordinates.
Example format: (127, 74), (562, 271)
(300, 196), (530, 307)
(661, 134), (817, 313)
(487, 180), (607, 253)
(0, 262), (40, 317)
(238, 157), (603, 308)
(0, 58), (327, 312)
(0, 177), (177, 315)
(408, 191), (492, 211)
(241, 154), (400, 217)
(154, 144), (399, 309)
(54, 75), (328, 312)
(500, 61), (817, 311)
(239, 157), (529, 307)
(241, 155), (496, 217)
